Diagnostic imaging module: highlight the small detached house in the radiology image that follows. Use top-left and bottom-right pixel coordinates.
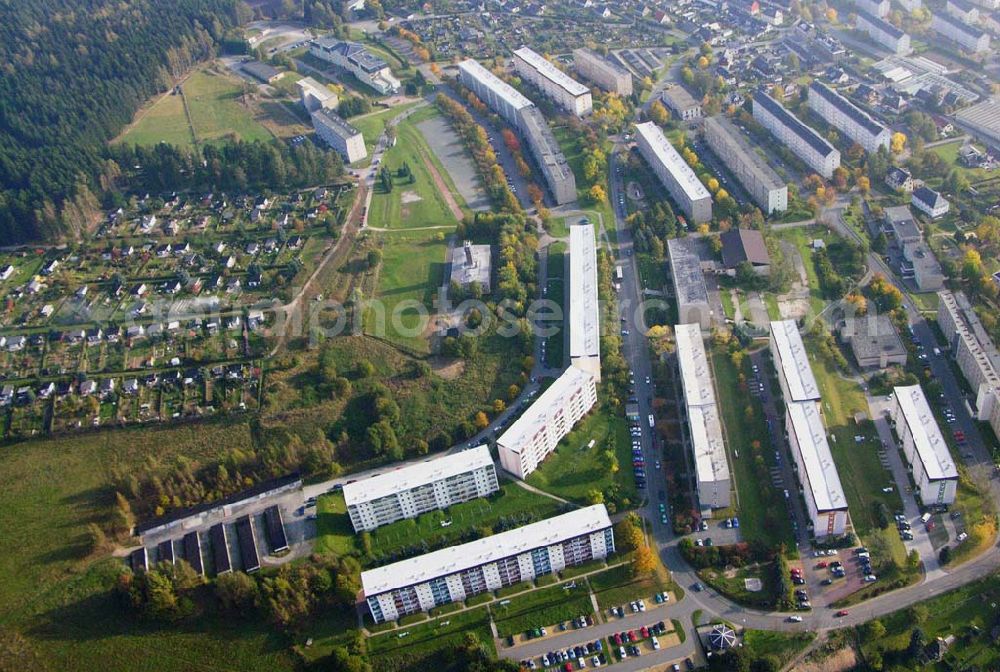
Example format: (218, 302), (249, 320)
(912, 186), (950, 219)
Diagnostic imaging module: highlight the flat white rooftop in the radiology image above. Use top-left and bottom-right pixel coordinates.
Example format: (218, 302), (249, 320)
(770, 320), (820, 402)
(786, 400), (848, 513)
(514, 46), (590, 97)
(343, 445), (494, 507)
(689, 404), (730, 485)
(497, 366), (594, 454)
(569, 223), (600, 359)
(894, 385), (958, 481)
(361, 504), (612, 596)
(675, 323), (714, 407)
(635, 122), (711, 204)
(458, 59), (533, 111)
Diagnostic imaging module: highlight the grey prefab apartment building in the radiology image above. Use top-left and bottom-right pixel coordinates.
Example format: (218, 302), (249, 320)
(635, 121), (713, 223)
(753, 91), (841, 179)
(458, 59), (533, 126)
(856, 9), (912, 54)
(517, 106), (578, 205)
(891, 385), (958, 506)
(343, 445), (499, 532)
(807, 82), (890, 154)
(932, 11), (991, 52)
(667, 237), (711, 329)
(311, 109), (367, 164)
(513, 46), (593, 117)
(572, 48), (633, 96)
(703, 115), (787, 214)
(362, 505), (614, 623)
(661, 85), (703, 121)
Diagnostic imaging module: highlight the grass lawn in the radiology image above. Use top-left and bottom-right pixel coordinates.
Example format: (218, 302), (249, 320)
(744, 629), (817, 667)
(764, 293), (781, 320)
(350, 102), (420, 147)
(711, 347), (795, 548)
(367, 607), (495, 668)
(545, 244), (566, 369)
(317, 483), (566, 565)
(551, 125), (615, 235)
(774, 225), (829, 318)
(636, 253), (665, 292)
(525, 404), (636, 505)
(589, 562), (675, 610)
(117, 89), (194, 148)
(698, 562), (778, 609)
(927, 139), (993, 184)
(546, 217), (571, 238)
(720, 289), (735, 320)
(364, 230), (448, 352)
(493, 580), (594, 638)
(367, 118), (462, 231)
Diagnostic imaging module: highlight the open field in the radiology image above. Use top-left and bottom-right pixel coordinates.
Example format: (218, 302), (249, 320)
(743, 629), (817, 667)
(115, 88), (194, 148)
(350, 102), (421, 147)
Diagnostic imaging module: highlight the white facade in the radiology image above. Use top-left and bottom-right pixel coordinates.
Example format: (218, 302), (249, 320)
(514, 47), (593, 116)
(363, 505), (615, 622)
(932, 11), (991, 52)
(947, 0), (980, 22)
(458, 59), (533, 126)
(890, 385), (958, 506)
(753, 92), (841, 179)
(676, 323), (731, 510)
(769, 320), (821, 403)
(857, 0), (891, 17)
(635, 121), (713, 223)
(497, 367), (598, 479)
(807, 82), (891, 154)
(569, 223), (601, 379)
(661, 85), (703, 121)
(344, 446), (500, 532)
(667, 238), (711, 328)
(311, 110), (367, 164)
(856, 10), (912, 55)
(703, 115), (787, 214)
(785, 401), (851, 538)
(573, 48), (633, 96)
(310, 38), (400, 94)
(297, 76), (338, 113)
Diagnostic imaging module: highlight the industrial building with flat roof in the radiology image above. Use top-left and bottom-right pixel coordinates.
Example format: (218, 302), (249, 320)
(676, 323), (731, 510)
(704, 116), (787, 214)
(955, 97), (1000, 151)
(573, 48), (633, 96)
(362, 505), (614, 623)
(458, 59), (533, 126)
(517, 106), (578, 205)
(856, 9), (912, 55)
(635, 121), (713, 223)
(890, 385), (958, 506)
(932, 11), (990, 53)
(514, 47), (593, 117)
(661, 85), (703, 121)
(311, 109), (367, 164)
(784, 400), (851, 538)
(569, 223), (601, 379)
(667, 238), (711, 328)
(450, 241), (491, 293)
(769, 319), (820, 403)
(497, 366), (598, 479)
(807, 82), (890, 154)
(838, 314), (907, 369)
(753, 91), (841, 179)
(344, 445), (500, 532)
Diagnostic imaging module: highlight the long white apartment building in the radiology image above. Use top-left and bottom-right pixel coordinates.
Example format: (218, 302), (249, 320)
(753, 91), (841, 179)
(569, 223), (601, 379)
(635, 121), (713, 223)
(458, 59), (533, 126)
(932, 11), (991, 53)
(890, 385), (958, 506)
(676, 323), (731, 510)
(514, 47), (593, 117)
(363, 505), (614, 622)
(807, 82), (891, 154)
(769, 319), (820, 403)
(667, 238), (711, 328)
(311, 109), (367, 164)
(937, 290), (1000, 435)
(498, 366), (598, 479)
(785, 400), (851, 537)
(343, 446), (499, 532)
(855, 9), (912, 55)
(703, 115), (787, 214)
(573, 48), (633, 96)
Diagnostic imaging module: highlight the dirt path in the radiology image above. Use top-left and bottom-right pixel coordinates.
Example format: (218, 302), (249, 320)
(415, 144), (464, 222)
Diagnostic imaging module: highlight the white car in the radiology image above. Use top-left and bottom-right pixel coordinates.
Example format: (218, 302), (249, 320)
(787, 615), (803, 623)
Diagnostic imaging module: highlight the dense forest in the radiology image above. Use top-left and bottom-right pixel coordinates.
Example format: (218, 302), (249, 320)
(0, 0), (250, 243)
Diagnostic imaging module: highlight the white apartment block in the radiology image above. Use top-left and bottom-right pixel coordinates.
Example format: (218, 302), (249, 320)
(753, 91), (841, 179)
(297, 76), (338, 113)
(932, 11), (991, 52)
(573, 48), (633, 96)
(635, 121), (713, 223)
(703, 115), (787, 214)
(855, 9), (912, 55)
(970, 0), (998, 9)
(769, 320), (821, 404)
(343, 446), (499, 532)
(947, 0), (980, 22)
(676, 323), (732, 510)
(458, 59), (533, 126)
(661, 85), (703, 121)
(569, 223), (601, 379)
(513, 47), (593, 117)
(667, 237), (711, 329)
(362, 505), (615, 622)
(310, 38), (400, 94)
(311, 109), (367, 164)
(807, 82), (891, 154)
(890, 385), (959, 507)
(497, 367), (598, 479)
(857, 0), (890, 17)
(785, 400), (851, 538)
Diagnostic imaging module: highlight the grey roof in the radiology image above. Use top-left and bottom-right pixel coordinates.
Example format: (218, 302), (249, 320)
(935, 10), (987, 38)
(720, 228), (770, 268)
(313, 37), (388, 73)
(841, 314), (906, 363)
(662, 85), (701, 112)
(913, 185), (945, 209)
(885, 205), (920, 240)
(667, 238), (709, 306)
(703, 115), (784, 191)
(311, 109), (362, 140)
(242, 60), (281, 82)
(809, 81), (888, 137)
(517, 106), (575, 186)
(754, 91), (838, 159)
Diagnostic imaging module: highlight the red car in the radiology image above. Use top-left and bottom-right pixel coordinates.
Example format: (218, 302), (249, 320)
(613, 633), (622, 646)
(628, 631), (637, 643)
(836, 610), (850, 617)
(640, 626), (649, 639)
(817, 561), (828, 568)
